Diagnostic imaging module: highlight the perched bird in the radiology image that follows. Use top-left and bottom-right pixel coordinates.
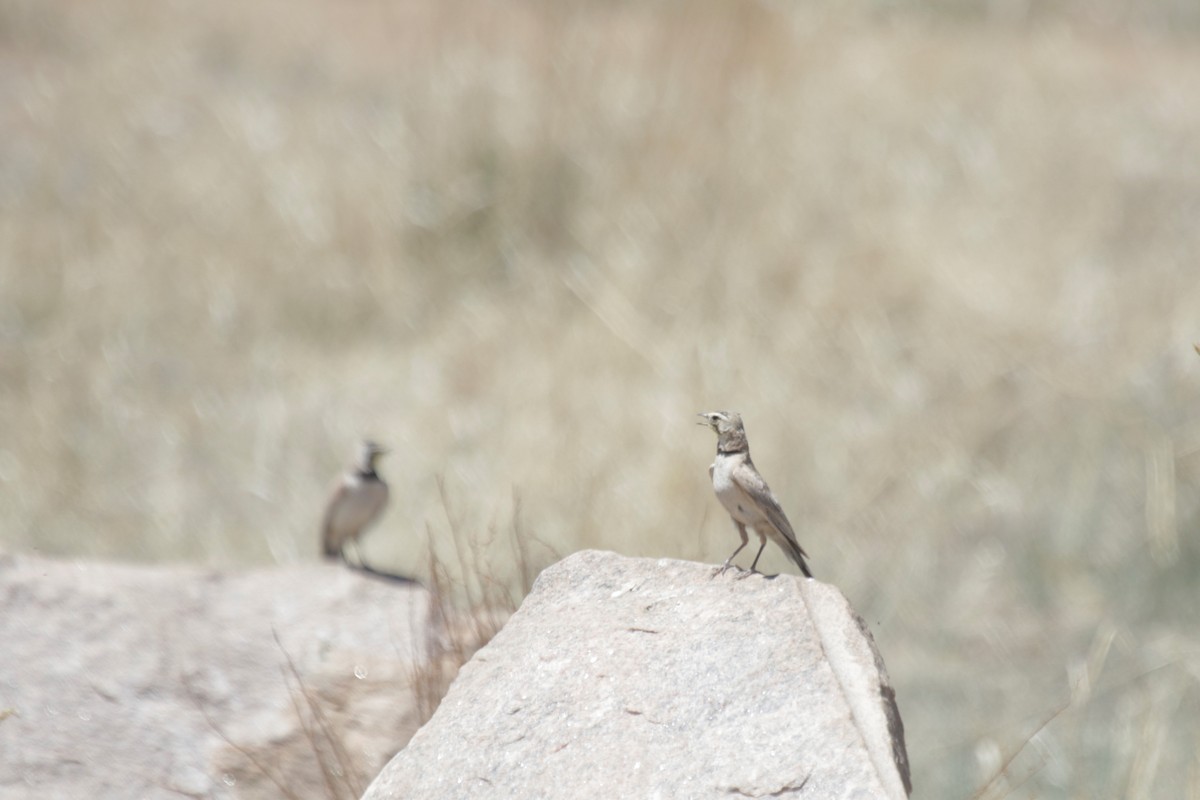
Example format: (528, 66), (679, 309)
(321, 440), (389, 565)
(698, 411), (813, 578)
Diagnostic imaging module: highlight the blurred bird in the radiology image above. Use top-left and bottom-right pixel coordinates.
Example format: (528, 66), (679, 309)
(321, 440), (389, 566)
(698, 411), (813, 578)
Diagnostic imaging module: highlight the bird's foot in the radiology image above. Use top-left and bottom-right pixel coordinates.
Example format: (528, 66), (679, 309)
(733, 568), (762, 581)
(711, 562), (744, 578)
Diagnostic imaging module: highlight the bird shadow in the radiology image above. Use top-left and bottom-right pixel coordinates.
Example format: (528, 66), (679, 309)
(347, 561), (423, 587)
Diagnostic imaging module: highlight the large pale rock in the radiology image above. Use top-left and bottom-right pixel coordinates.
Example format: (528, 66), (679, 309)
(0, 556), (429, 800)
(365, 550), (911, 800)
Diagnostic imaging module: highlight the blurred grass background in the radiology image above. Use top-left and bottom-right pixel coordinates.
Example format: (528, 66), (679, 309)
(2, 0), (1200, 796)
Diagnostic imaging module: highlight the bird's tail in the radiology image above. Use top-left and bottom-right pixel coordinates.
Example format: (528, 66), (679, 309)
(785, 537), (813, 578)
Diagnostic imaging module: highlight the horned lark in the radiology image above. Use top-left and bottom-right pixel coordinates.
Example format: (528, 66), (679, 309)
(699, 411), (813, 578)
(321, 440), (389, 565)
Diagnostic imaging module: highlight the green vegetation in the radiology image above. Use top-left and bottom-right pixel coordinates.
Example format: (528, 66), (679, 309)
(2, 1), (1199, 796)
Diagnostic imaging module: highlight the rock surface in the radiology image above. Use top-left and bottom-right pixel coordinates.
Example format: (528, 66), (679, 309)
(0, 555), (429, 800)
(365, 549), (911, 800)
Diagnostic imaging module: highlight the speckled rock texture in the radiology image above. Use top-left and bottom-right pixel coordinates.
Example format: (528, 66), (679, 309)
(364, 550), (910, 800)
(0, 556), (428, 800)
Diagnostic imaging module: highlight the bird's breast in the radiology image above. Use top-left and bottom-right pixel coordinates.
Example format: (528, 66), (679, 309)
(710, 455), (754, 523)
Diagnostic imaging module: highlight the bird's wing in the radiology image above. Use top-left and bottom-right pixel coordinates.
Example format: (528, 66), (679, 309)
(320, 481), (349, 556)
(731, 460), (808, 558)
(363, 480), (390, 526)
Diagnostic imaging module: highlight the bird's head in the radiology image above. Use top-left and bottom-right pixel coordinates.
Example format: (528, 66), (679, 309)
(359, 440), (389, 470)
(697, 410), (744, 437)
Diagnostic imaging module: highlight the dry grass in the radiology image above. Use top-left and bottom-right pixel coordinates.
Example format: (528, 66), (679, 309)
(409, 482), (552, 726)
(186, 640), (372, 800)
(3, 0), (1200, 797)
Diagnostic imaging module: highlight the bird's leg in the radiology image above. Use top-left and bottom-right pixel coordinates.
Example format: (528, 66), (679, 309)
(737, 534), (768, 580)
(713, 523), (750, 576)
(351, 539), (378, 572)
(342, 540), (364, 570)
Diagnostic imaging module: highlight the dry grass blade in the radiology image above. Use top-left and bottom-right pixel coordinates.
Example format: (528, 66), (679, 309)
(273, 629), (364, 800)
(407, 482), (557, 726)
(179, 670), (302, 800)
(969, 700), (1071, 800)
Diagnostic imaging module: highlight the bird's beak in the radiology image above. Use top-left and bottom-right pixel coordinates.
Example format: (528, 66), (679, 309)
(696, 414), (711, 427)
